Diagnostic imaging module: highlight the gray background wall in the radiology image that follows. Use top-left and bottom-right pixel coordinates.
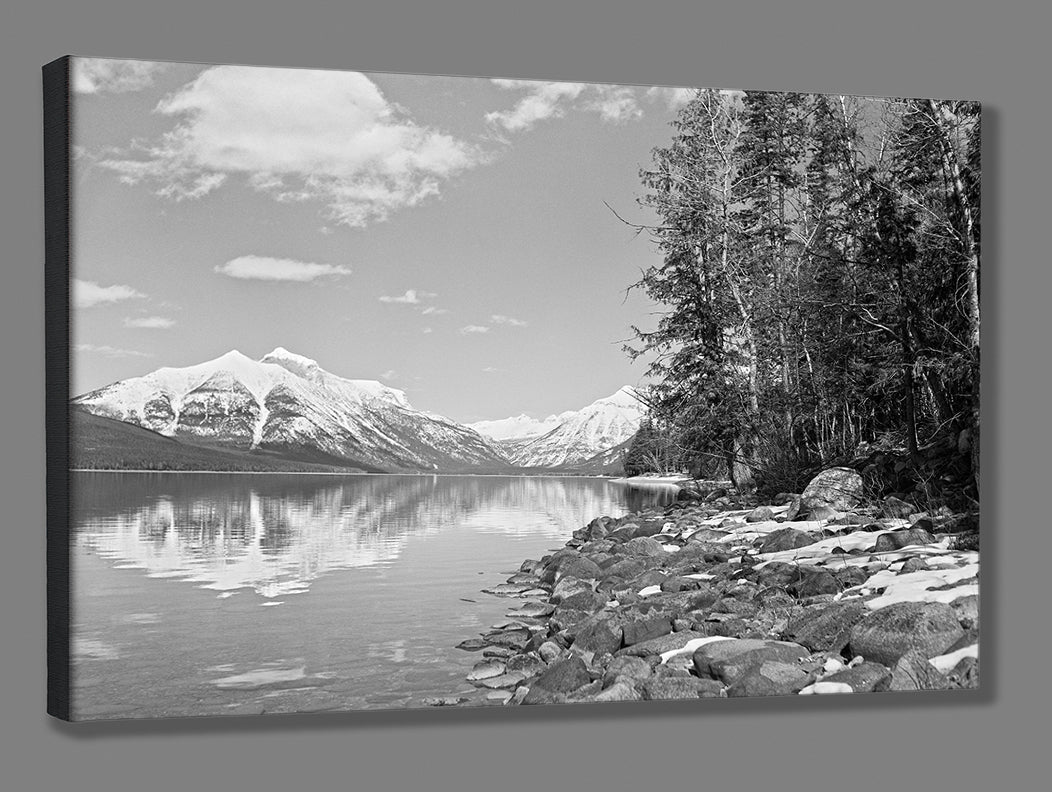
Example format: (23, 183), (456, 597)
(2, 2), (1046, 790)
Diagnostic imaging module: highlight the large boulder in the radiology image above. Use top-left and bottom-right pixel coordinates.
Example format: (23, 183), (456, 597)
(800, 467), (864, 514)
(819, 662), (891, 693)
(758, 528), (821, 553)
(876, 649), (949, 691)
(725, 660), (814, 697)
(621, 615), (674, 647)
(783, 600), (868, 653)
(849, 602), (964, 666)
(522, 655), (591, 704)
(643, 676), (724, 700)
(692, 639), (810, 683)
(872, 527), (937, 552)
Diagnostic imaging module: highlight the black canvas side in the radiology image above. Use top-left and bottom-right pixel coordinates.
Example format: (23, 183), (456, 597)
(43, 55), (72, 721)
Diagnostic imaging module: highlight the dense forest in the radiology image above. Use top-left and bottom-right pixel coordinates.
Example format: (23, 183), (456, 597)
(622, 90), (980, 506)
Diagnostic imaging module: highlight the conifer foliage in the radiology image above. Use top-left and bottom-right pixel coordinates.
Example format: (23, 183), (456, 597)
(626, 90), (980, 498)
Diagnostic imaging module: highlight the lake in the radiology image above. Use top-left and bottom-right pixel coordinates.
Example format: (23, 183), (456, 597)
(70, 472), (676, 719)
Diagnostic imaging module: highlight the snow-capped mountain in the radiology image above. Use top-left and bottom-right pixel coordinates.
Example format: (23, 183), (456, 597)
(72, 347), (506, 472)
(476, 386), (645, 469)
(467, 413), (563, 441)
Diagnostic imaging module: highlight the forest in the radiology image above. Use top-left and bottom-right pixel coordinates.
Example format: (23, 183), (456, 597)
(621, 90), (980, 508)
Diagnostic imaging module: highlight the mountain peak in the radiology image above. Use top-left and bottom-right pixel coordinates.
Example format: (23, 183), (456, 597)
(261, 347), (318, 367)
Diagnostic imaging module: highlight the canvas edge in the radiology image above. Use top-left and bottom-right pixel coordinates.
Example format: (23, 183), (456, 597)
(43, 54), (73, 722)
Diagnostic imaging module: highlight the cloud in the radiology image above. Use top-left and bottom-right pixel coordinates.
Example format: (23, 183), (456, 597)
(421, 305), (448, 315)
(99, 65), (480, 226)
(75, 343), (153, 359)
(381, 369), (397, 380)
(490, 314), (527, 327)
(379, 289), (435, 305)
(482, 366), (506, 373)
(644, 86), (697, 110)
(73, 58), (167, 94)
(459, 325), (490, 335)
(123, 315), (175, 329)
(422, 327), (433, 334)
(73, 279), (145, 309)
(215, 255), (351, 282)
(486, 79), (642, 132)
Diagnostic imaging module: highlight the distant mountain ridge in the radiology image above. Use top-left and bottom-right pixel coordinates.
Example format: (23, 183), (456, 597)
(73, 347), (643, 473)
(471, 386), (644, 469)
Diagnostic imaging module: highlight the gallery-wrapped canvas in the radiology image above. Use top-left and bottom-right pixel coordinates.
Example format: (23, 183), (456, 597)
(44, 57), (980, 721)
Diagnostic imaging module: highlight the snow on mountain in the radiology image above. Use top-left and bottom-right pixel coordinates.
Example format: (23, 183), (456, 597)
(468, 413), (563, 441)
(73, 348), (505, 472)
(485, 386), (645, 469)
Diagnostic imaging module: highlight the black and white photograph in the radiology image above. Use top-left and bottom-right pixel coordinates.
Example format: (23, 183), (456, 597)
(52, 57), (980, 720)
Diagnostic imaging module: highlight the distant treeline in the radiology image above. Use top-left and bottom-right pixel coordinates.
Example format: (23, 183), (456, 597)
(622, 90), (980, 499)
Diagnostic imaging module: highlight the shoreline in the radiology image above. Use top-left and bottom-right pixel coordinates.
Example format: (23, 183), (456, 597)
(440, 476), (980, 707)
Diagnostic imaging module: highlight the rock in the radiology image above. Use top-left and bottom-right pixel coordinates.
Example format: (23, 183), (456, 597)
(953, 533), (980, 552)
(772, 493), (798, 506)
(946, 656), (979, 690)
(602, 656), (653, 687)
(482, 627), (531, 651)
(455, 637), (489, 652)
(759, 528), (821, 553)
(423, 696), (468, 707)
(849, 602), (964, 666)
(506, 653), (546, 678)
(807, 505), (839, 522)
(872, 527), (937, 552)
(785, 495), (803, 521)
(725, 660), (813, 697)
(618, 630), (709, 658)
(477, 672), (528, 690)
(551, 576), (594, 604)
(466, 659), (507, 682)
(509, 601), (556, 618)
(787, 569), (841, 599)
(538, 641), (563, 663)
(622, 615), (674, 647)
(632, 520), (667, 538)
(592, 681), (643, 702)
(800, 467), (864, 513)
(784, 600), (868, 653)
(882, 495), (915, 519)
(876, 649), (949, 691)
(951, 594), (979, 630)
(554, 555), (603, 582)
(483, 646), (517, 660)
(601, 558), (648, 581)
(687, 528), (732, 543)
(746, 506), (775, 523)
(622, 536), (667, 557)
(556, 589), (606, 613)
(629, 569), (670, 590)
(834, 566), (870, 588)
(643, 677), (724, 700)
(521, 655), (591, 704)
(660, 576), (703, 593)
(693, 639), (810, 683)
(819, 662), (891, 693)
(573, 617), (624, 656)
(899, 556), (929, 574)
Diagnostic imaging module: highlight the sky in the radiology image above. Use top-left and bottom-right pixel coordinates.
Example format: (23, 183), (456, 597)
(69, 58), (701, 423)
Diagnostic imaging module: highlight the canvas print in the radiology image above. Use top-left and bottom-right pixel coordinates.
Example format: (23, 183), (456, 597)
(46, 57), (980, 721)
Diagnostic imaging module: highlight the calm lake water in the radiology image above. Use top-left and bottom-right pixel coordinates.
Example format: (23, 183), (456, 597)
(71, 472), (675, 719)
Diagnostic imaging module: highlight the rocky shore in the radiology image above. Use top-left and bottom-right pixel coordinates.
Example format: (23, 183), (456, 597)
(436, 467), (979, 707)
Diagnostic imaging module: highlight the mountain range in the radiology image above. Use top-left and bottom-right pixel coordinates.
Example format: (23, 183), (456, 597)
(72, 347), (643, 474)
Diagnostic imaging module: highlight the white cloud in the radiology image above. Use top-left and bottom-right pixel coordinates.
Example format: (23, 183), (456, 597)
(73, 279), (145, 309)
(482, 366), (506, 373)
(422, 327), (433, 334)
(100, 65), (480, 226)
(379, 289), (435, 305)
(644, 86), (697, 110)
(490, 314), (527, 327)
(421, 305), (449, 315)
(381, 369), (397, 380)
(215, 255), (351, 282)
(123, 315), (175, 329)
(75, 343), (153, 359)
(486, 79), (642, 132)
(459, 325), (490, 335)
(73, 58), (167, 95)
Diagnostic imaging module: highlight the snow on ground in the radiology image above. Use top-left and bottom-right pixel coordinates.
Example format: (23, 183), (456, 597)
(929, 644), (979, 673)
